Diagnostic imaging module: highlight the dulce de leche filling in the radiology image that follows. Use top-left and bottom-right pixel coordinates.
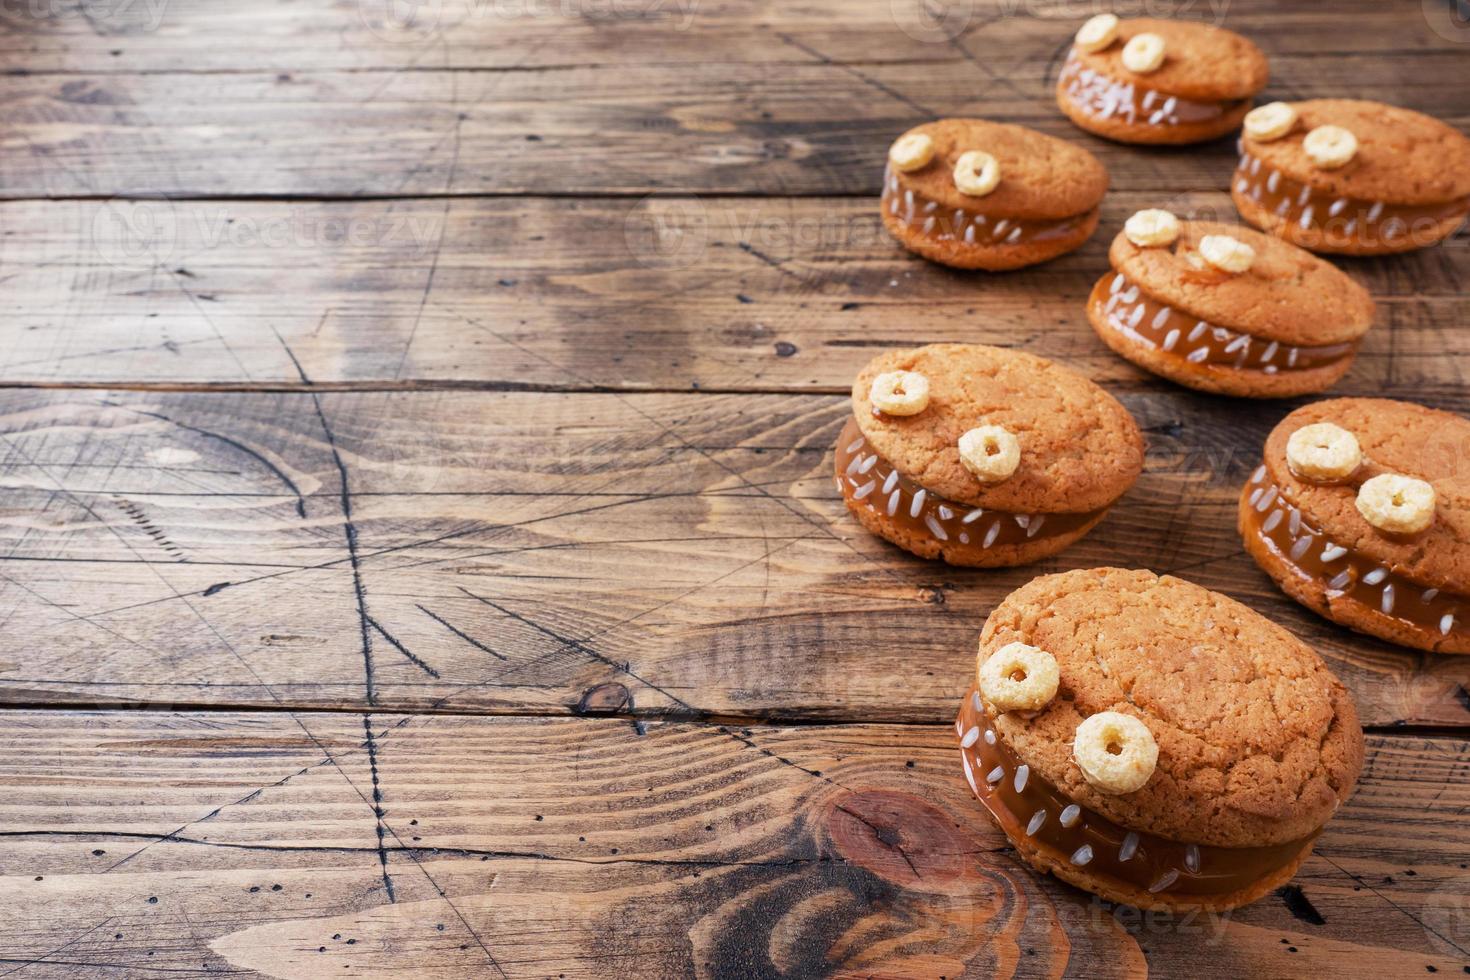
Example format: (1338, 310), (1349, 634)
(1058, 54), (1238, 128)
(1235, 149), (1470, 249)
(835, 417), (1102, 557)
(1244, 465), (1464, 639)
(957, 688), (1319, 899)
(882, 166), (1092, 247)
(1092, 272), (1358, 374)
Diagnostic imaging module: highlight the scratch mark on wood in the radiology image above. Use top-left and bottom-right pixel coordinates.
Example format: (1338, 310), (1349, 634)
(415, 603), (507, 661)
(367, 614), (442, 678)
(110, 405), (307, 518)
(361, 714), (397, 903)
(456, 586), (697, 714)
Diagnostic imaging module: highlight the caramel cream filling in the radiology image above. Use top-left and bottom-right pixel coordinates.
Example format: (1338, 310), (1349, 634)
(881, 167), (1092, 247)
(1234, 149), (1470, 248)
(1059, 54), (1238, 128)
(1244, 465), (1464, 638)
(834, 417), (1102, 557)
(1092, 272), (1358, 374)
(957, 688), (1320, 899)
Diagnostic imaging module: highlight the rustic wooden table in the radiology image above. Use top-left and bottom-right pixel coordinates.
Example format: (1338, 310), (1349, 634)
(0, 0), (1467, 976)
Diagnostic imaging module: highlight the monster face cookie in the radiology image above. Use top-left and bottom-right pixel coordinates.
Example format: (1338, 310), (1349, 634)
(1241, 399), (1469, 654)
(958, 568), (1364, 912)
(881, 119), (1107, 270)
(1087, 214), (1374, 398)
(1234, 99), (1470, 254)
(1057, 16), (1267, 145)
(836, 344), (1143, 567)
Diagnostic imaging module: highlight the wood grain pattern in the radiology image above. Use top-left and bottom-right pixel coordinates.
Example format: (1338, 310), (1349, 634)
(0, 711), (1466, 978)
(3, 0), (1466, 197)
(3, 0), (1469, 974)
(3, 388), (1466, 727)
(2, 196), (1466, 390)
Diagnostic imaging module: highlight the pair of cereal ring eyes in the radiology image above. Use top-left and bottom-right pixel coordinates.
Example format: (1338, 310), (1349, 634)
(888, 134), (1001, 197)
(867, 370), (1021, 483)
(1073, 14), (1165, 74)
(1123, 209), (1257, 273)
(979, 642), (1160, 795)
(1286, 423), (1438, 535)
(1244, 102), (1358, 169)
(1075, 14), (1358, 169)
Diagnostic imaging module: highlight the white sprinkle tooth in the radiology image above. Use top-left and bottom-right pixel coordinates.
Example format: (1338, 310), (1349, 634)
(1026, 810), (1047, 835)
(1013, 764), (1029, 793)
(1059, 804), (1081, 828)
(961, 726), (980, 748)
(1149, 869), (1180, 893)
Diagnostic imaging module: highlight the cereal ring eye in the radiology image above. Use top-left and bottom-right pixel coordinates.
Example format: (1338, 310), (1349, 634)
(953, 150), (1001, 197)
(958, 425), (1020, 483)
(977, 642), (1059, 713)
(1198, 234), (1256, 274)
(1123, 209), (1180, 248)
(869, 370), (930, 416)
(1074, 13), (1118, 53)
(1121, 32), (1166, 74)
(1303, 125), (1358, 169)
(1356, 473), (1436, 535)
(1073, 711), (1158, 795)
(889, 132), (935, 173)
(1243, 101), (1297, 141)
(1286, 422), (1362, 482)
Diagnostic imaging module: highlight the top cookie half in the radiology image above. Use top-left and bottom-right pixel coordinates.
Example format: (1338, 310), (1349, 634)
(852, 344), (1143, 514)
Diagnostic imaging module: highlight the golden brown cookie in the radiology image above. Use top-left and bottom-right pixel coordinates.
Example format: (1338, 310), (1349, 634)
(1057, 17), (1267, 145)
(1087, 216), (1374, 398)
(1240, 399), (1470, 654)
(835, 344), (1143, 566)
(1233, 99), (1470, 255)
(958, 568), (1364, 912)
(880, 119), (1107, 270)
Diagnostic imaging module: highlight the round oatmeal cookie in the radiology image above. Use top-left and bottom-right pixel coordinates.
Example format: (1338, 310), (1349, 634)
(880, 119), (1107, 270)
(1056, 17), (1267, 145)
(1241, 398), (1470, 654)
(1087, 218), (1374, 398)
(957, 568), (1363, 911)
(836, 344), (1142, 567)
(1233, 100), (1470, 255)
(980, 568), (1362, 846)
(852, 344), (1143, 514)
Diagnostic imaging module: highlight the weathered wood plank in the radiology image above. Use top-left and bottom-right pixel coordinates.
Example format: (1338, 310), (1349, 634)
(3, 196), (1466, 391)
(6, 58), (1467, 199)
(2, 388), (1465, 726)
(1, 0), (1464, 198)
(0, 710), (1464, 977)
(0, 0), (1440, 75)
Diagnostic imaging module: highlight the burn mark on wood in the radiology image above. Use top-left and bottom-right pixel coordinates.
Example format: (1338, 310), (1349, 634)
(1276, 884), (1326, 925)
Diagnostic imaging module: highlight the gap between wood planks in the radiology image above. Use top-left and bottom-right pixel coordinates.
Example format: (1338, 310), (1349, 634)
(0, 697), (1460, 740)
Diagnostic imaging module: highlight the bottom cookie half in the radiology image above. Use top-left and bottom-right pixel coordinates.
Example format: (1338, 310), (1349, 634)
(1239, 467), (1468, 654)
(957, 689), (1319, 913)
(835, 418), (1107, 567)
